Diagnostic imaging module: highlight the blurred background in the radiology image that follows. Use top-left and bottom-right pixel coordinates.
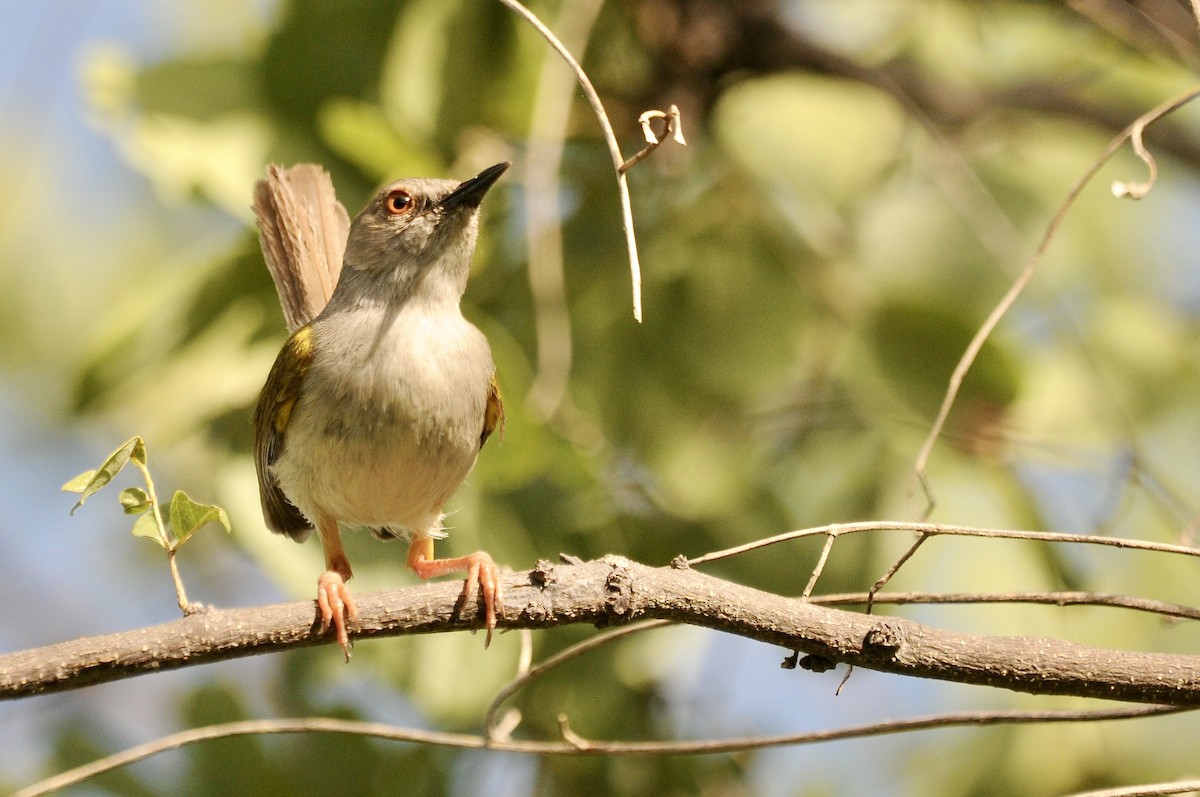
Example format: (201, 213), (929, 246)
(4, 1), (1200, 795)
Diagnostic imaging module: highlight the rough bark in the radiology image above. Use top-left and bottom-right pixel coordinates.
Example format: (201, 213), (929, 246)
(3, 556), (1198, 704)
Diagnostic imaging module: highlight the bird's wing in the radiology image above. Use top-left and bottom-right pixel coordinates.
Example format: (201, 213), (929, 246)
(254, 325), (316, 540)
(481, 372), (505, 447)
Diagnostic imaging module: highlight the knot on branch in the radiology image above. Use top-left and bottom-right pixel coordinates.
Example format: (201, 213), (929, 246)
(781, 649), (838, 672)
(799, 654), (837, 673)
(530, 559), (558, 588)
(862, 620), (907, 660)
(599, 556), (640, 626)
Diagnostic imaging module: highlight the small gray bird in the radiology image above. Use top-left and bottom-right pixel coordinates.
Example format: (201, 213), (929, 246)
(252, 163), (508, 659)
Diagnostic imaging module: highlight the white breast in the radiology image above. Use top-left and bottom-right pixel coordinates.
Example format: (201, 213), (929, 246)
(271, 305), (493, 538)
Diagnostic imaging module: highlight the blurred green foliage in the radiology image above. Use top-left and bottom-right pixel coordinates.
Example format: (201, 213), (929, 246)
(8, 0), (1200, 795)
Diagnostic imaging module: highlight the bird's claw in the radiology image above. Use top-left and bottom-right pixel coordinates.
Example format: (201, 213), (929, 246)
(316, 570), (359, 661)
(462, 552), (503, 647)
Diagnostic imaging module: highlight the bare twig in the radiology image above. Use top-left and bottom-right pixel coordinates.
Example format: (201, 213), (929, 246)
(556, 713), (593, 750)
(1112, 116), (1158, 199)
(812, 589), (1200, 623)
(801, 531), (836, 599)
(687, 519), (1200, 568)
(15, 705), (1187, 797)
(1066, 778), (1200, 797)
(694, 516), (1200, 697)
(499, 0), (645, 321)
(485, 620), (670, 738)
(910, 83), (1200, 518)
(692, 516), (1200, 701)
(619, 105), (686, 173)
(866, 15), (1200, 548)
(486, 627), (539, 740)
(485, 578), (1191, 738)
(865, 531), (930, 614)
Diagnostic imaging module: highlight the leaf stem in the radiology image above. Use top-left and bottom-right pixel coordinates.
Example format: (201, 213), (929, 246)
(166, 549), (190, 614)
(133, 458), (190, 613)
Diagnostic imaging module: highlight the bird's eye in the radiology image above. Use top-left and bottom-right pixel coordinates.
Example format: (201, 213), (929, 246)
(385, 190), (414, 215)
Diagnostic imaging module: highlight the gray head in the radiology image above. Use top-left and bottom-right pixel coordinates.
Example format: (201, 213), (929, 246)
(336, 162), (508, 308)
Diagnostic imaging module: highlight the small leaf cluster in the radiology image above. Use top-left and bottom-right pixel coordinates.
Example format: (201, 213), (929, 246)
(63, 436), (230, 551)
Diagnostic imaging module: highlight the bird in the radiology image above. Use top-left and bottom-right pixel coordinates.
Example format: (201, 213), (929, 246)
(252, 162), (509, 659)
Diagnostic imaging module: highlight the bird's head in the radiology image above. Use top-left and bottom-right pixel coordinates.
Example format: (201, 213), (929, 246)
(339, 162), (509, 306)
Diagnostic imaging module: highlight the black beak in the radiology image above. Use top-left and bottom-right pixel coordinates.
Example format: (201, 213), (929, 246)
(441, 162), (509, 211)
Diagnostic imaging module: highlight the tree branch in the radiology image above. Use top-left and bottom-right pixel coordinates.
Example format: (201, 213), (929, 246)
(3, 556), (1199, 704)
(14, 705), (1191, 797)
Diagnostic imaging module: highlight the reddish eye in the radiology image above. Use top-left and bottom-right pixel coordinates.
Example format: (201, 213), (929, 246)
(385, 190), (414, 215)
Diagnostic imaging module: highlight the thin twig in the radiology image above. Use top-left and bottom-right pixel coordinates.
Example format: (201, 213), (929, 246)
(486, 627), (539, 739)
(556, 713), (592, 750)
(1112, 117), (1158, 199)
(1066, 778), (1200, 797)
(909, 82), (1200, 518)
(15, 705), (1188, 797)
(485, 620), (670, 738)
(872, 40), (1200, 545)
(801, 531), (836, 599)
(619, 105), (686, 173)
(812, 590), (1200, 622)
(866, 532), (930, 614)
(499, 0), (645, 321)
(687, 519), (1200, 567)
(833, 529), (934, 693)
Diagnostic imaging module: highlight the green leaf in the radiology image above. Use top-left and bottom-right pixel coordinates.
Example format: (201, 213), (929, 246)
(119, 487), (152, 515)
(129, 437), (147, 467)
(63, 437), (147, 515)
(62, 470), (98, 494)
(131, 512), (167, 548)
(166, 490), (231, 547)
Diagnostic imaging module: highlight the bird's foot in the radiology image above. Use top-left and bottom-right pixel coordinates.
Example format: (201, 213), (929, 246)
(316, 570), (359, 661)
(408, 544), (503, 646)
(462, 551), (503, 647)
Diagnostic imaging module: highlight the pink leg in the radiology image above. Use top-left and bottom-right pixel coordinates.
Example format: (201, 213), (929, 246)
(407, 538), (503, 646)
(316, 517), (359, 661)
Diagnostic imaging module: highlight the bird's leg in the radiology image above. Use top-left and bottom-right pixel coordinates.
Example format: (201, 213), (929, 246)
(406, 537), (503, 646)
(315, 517), (359, 661)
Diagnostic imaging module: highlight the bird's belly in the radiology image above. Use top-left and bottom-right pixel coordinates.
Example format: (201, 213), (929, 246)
(270, 308), (492, 537)
(272, 367), (486, 536)
(321, 432), (475, 525)
(274, 416), (481, 536)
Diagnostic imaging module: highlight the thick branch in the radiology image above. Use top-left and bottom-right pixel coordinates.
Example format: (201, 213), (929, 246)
(2, 556), (1198, 704)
